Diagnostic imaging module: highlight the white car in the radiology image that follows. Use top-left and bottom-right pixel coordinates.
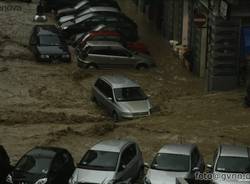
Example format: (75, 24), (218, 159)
(69, 139), (144, 184)
(144, 144), (205, 184)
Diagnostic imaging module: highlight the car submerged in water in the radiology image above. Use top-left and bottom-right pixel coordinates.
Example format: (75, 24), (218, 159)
(29, 25), (71, 63)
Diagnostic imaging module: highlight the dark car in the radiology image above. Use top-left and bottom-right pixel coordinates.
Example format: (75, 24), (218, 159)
(56, 0), (121, 19)
(60, 12), (138, 41)
(9, 147), (75, 184)
(30, 25), (71, 63)
(0, 145), (11, 184)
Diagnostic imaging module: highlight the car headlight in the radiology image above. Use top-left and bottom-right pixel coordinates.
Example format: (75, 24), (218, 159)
(40, 54), (50, 59)
(62, 26), (68, 30)
(6, 174), (13, 184)
(144, 177), (151, 184)
(35, 178), (47, 184)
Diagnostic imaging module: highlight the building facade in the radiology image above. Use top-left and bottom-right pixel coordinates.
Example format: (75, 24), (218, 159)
(134, 0), (250, 91)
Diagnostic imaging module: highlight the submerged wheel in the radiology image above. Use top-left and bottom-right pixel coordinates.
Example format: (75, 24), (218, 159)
(112, 112), (119, 122)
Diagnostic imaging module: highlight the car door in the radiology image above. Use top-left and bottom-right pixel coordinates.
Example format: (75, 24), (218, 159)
(108, 48), (134, 68)
(87, 47), (113, 68)
(116, 144), (139, 182)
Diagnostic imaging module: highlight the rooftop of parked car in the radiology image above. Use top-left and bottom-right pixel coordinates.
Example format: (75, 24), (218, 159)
(100, 75), (140, 89)
(34, 25), (59, 36)
(91, 139), (133, 152)
(78, 6), (119, 14)
(158, 144), (196, 155)
(219, 144), (249, 158)
(27, 146), (66, 158)
(85, 41), (124, 48)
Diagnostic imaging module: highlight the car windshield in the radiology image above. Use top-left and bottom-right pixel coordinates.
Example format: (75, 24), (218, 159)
(216, 156), (250, 173)
(74, 1), (88, 10)
(79, 150), (119, 171)
(15, 155), (51, 174)
(114, 87), (147, 102)
(151, 153), (190, 172)
(39, 35), (61, 46)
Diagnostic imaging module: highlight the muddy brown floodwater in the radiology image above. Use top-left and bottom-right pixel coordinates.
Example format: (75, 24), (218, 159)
(0, 0), (250, 166)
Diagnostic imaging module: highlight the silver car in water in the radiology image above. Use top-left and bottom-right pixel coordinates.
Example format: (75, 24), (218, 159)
(144, 144), (205, 184)
(68, 139), (144, 184)
(207, 145), (250, 184)
(91, 75), (152, 121)
(77, 41), (155, 70)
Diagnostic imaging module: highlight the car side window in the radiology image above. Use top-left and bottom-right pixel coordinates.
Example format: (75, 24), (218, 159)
(90, 48), (109, 55)
(102, 82), (113, 98)
(120, 144), (137, 167)
(108, 49), (130, 57)
(95, 79), (113, 98)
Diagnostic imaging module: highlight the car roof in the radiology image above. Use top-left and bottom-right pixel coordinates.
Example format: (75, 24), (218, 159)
(158, 144), (196, 155)
(91, 139), (133, 153)
(34, 25), (59, 36)
(85, 41), (124, 48)
(27, 146), (66, 158)
(219, 145), (249, 158)
(84, 6), (119, 12)
(100, 75), (140, 89)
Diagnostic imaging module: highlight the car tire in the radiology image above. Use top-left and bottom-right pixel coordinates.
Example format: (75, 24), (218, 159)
(86, 63), (98, 69)
(112, 111), (119, 122)
(136, 64), (148, 70)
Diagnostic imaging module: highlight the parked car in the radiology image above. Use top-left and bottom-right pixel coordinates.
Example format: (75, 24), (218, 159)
(144, 144), (205, 184)
(207, 145), (250, 184)
(91, 75), (152, 121)
(76, 31), (150, 55)
(8, 147), (75, 184)
(77, 41), (155, 70)
(43, 0), (81, 12)
(0, 145), (11, 184)
(69, 139), (144, 184)
(29, 25), (71, 63)
(56, 0), (120, 19)
(72, 24), (137, 46)
(58, 6), (120, 25)
(59, 12), (138, 41)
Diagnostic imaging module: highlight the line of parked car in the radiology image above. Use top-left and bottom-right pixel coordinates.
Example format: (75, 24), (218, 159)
(29, 0), (155, 70)
(1, 141), (250, 184)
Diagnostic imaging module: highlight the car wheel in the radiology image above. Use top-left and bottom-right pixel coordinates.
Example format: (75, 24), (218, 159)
(136, 64), (148, 70)
(112, 111), (119, 122)
(86, 64), (98, 69)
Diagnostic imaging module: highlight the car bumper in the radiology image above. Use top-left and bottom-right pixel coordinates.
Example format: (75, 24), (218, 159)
(121, 112), (150, 119)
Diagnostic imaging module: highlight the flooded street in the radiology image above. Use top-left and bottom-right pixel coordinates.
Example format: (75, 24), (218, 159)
(0, 0), (250, 165)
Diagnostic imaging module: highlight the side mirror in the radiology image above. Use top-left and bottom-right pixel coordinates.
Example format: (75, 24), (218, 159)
(119, 164), (126, 172)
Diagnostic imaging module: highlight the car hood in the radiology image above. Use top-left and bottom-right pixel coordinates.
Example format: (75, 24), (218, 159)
(117, 100), (150, 113)
(212, 172), (250, 184)
(72, 168), (115, 184)
(57, 8), (75, 15)
(37, 46), (69, 55)
(59, 15), (75, 24)
(12, 170), (47, 184)
(146, 169), (188, 184)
